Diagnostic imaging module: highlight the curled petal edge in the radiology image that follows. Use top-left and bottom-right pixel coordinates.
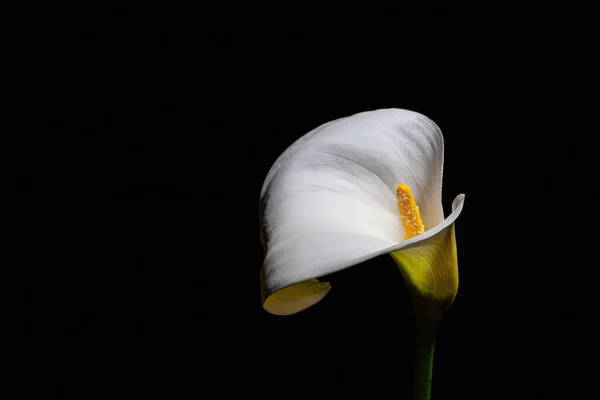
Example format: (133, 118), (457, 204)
(262, 194), (465, 316)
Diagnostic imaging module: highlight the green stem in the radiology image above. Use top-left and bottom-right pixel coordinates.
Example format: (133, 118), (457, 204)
(413, 320), (438, 400)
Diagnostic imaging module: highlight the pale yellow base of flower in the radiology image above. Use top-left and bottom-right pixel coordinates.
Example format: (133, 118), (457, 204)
(389, 225), (459, 319)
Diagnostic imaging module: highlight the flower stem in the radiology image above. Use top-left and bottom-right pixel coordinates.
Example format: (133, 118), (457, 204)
(413, 319), (438, 400)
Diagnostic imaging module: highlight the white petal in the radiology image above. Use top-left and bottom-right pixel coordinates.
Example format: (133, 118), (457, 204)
(260, 109), (459, 315)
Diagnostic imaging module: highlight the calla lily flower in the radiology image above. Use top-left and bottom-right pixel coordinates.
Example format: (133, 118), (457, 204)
(258, 108), (464, 398)
(258, 108), (465, 398)
(259, 108), (464, 319)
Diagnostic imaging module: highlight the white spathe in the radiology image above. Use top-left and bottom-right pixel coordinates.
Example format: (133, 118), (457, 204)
(259, 108), (464, 315)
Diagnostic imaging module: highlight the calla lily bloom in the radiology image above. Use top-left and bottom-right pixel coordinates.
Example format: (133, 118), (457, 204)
(259, 108), (464, 318)
(258, 108), (465, 399)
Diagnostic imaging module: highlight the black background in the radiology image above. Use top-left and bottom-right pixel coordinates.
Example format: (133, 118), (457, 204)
(13, 8), (598, 399)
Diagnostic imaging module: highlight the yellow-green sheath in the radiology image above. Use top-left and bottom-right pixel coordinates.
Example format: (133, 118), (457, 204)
(390, 225), (459, 400)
